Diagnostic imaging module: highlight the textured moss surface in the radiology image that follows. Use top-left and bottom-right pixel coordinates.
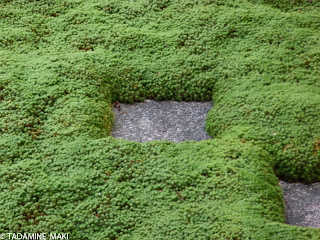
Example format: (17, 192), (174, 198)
(206, 82), (320, 182)
(1, 137), (320, 239)
(1, 0), (320, 238)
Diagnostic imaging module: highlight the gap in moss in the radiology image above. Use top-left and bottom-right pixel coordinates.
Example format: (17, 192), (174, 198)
(280, 181), (320, 228)
(111, 100), (213, 143)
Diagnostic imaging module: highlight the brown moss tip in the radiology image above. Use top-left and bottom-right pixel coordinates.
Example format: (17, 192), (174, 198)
(313, 138), (320, 156)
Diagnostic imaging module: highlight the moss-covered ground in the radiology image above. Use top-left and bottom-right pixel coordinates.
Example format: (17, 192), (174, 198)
(1, 0), (320, 239)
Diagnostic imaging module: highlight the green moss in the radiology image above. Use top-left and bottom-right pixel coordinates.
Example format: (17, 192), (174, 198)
(1, 137), (319, 239)
(248, 0), (320, 10)
(1, 0), (320, 238)
(2, 0), (319, 103)
(206, 82), (320, 182)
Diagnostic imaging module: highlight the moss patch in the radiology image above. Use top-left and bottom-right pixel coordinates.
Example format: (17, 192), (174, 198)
(1, 137), (320, 239)
(206, 82), (320, 182)
(1, 0), (320, 238)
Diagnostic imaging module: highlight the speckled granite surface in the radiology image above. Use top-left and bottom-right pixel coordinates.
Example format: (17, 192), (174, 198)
(280, 181), (320, 228)
(111, 100), (213, 143)
(111, 99), (320, 228)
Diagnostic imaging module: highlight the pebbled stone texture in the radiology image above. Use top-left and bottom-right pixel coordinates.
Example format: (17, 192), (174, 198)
(111, 99), (320, 228)
(111, 100), (213, 143)
(280, 181), (320, 228)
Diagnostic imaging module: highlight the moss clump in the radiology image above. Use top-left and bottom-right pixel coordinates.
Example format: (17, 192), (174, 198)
(1, 137), (319, 239)
(0, 53), (114, 164)
(206, 82), (320, 182)
(1, 0), (320, 238)
(2, 0), (319, 103)
(248, 0), (320, 10)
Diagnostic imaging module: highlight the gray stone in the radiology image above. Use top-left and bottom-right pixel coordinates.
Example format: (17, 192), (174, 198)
(111, 100), (213, 143)
(280, 181), (320, 228)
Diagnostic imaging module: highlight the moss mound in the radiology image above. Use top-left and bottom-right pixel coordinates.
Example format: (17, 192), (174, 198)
(1, 0), (320, 238)
(1, 137), (320, 239)
(206, 82), (320, 182)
